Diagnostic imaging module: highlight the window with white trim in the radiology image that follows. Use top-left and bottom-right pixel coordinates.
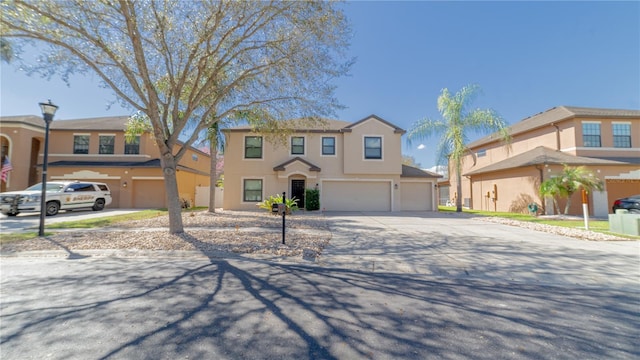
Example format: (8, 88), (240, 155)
(582, 122), (601, 147)
(245, 136), (263, 159)
(243, 179), (263, 202)
(612, 123), (631, 148)
(124, 136), (140, 154)
(364, 136), (382, 159)
(99, 135), (115, 154)
(73, 135), (90, 154)
(322, 137), (335, 155)
(291, 136), (305, 155)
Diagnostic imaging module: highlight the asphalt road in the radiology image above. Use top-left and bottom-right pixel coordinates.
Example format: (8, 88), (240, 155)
(1, 212), (639, 359)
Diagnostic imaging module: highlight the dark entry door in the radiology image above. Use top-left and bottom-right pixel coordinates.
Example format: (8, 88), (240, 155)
(291, 179), (305, 209)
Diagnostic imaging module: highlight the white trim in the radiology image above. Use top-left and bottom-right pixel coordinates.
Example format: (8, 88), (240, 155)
(320, 135), (338, 157)
(241, 176), (265, 204)
(243, 135), (264, 161)
(320, 178), (394, 211)
(581, 120), (601, 124)
(289, 135), (306, 156)
(611, 121), (632, 125)
(132, 176), (164, 180)
(278, 170), (317, 179)
(98, 133), (116, 136)
(52, 170), (121, 180)
(363, 135), (384, 161)
(561, 147), (640, 152)
(73, 133), (92, 136)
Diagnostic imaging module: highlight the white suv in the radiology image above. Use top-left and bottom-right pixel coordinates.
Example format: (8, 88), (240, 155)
(0, 181), (113, 216)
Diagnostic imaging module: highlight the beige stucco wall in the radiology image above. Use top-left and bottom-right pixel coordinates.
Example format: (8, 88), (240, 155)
(0, 123), (45, 192)
(447, 114), (640, 216)
(223, 117), (409, 211)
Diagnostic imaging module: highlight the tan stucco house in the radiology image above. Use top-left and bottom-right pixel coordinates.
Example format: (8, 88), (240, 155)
(223, 115), (441, 211)
(0, 115), (211, 209)
(445, 106), (640, 217)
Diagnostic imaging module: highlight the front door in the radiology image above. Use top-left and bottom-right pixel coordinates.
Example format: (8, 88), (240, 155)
(291, 179), (305, 209)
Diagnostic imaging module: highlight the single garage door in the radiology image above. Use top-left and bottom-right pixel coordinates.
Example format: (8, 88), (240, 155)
(322, 181), (391, 211)
(133, 180), (167, 209)
(400, 182), (432, 211)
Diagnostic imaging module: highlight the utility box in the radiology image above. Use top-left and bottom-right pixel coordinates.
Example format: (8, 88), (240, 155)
(608, 211), (640, 236)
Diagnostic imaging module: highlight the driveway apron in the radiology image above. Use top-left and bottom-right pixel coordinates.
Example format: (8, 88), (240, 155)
(319, 212), (640, 289)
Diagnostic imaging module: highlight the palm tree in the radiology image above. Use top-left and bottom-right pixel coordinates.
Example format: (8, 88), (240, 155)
(557, 165), (604, 214)
(206, 122), (225, 213)
(539, 176), (566, 214)
(407, 84), (510, 212)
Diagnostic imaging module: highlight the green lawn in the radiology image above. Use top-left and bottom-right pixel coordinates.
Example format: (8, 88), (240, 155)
(438, 205), (638, 239)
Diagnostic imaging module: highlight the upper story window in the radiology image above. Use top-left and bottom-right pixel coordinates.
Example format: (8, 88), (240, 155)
(582, 122), (601, 147)
(291, 136), (305, 155)
(476, 149), (487, 157)
(243, 179), (263, 202)
(99, 135), (115, 154)
(364, 136), (382, 159)
(73, 135), (90, 154)
(244, 136), (263, 159)
(322, 137), (336, 155)
(612, 123), (631, 148)
(124, 136), (140, 154)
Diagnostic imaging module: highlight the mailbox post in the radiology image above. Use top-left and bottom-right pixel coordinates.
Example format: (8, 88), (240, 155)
(281, 192), (286, 244)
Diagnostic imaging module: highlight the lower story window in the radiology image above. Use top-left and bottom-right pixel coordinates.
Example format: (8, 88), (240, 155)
(243, 179), (263, 202)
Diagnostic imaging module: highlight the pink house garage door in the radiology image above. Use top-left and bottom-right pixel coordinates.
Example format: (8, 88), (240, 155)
(322, 181), (391, 211)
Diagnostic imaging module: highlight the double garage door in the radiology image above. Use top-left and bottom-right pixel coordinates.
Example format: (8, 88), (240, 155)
(322, 181), (391, 211)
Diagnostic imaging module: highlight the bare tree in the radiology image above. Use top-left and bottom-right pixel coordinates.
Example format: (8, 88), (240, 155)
(1, 0), (351, 233)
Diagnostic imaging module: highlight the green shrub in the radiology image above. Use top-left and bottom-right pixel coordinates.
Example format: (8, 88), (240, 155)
(305, 188), (320, 211)
(257, 194), (299, 214)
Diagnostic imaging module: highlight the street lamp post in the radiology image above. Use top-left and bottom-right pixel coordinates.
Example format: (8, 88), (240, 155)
(38, 100), (58, 237)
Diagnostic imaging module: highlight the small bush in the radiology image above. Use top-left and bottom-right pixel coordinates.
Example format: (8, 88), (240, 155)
(305, 188), (320, 211)
(257, 194), (299, 214)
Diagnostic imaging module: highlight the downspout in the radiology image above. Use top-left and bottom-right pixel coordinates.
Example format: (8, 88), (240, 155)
(551, 123), (560, 150)
(535, 164), (545, 213)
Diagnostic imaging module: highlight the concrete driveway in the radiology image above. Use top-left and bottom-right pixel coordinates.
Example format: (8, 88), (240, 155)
(320, 212), (639, 288)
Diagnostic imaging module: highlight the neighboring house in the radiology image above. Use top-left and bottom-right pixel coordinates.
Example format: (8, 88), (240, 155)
(223, 115), (441, 211)
(0, 115), (211, 208)
(444, 106), (640, 217)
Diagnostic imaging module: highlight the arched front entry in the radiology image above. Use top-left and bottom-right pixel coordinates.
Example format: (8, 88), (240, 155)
(290, 177), (306, 209)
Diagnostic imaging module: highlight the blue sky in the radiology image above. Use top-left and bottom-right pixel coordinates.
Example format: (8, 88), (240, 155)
(1, 1), (638, 169)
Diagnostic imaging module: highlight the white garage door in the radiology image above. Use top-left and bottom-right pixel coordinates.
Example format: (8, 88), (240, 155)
(322, 181), (391, 211)
(400, 182), (432, 211)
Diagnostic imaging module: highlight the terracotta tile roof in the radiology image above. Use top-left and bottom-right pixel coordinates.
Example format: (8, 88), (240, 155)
(464, 146), (631, 176)
(401, 164), (442, 178)
(467, 106), (640, 149)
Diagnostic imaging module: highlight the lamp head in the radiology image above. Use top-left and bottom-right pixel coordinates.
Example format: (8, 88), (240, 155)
(39, 100), (58, 123)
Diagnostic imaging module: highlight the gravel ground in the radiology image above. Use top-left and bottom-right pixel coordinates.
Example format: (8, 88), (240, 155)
(0, 211), (331, 259)
(0, 211), (633, 258)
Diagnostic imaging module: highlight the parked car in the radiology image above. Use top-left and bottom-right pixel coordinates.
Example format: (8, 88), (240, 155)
(0, 181), (112, 216)
(612, 194), (640, 214)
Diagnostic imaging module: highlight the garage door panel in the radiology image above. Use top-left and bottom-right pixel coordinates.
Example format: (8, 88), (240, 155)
(401, 182), (432, 211)
(323, 181), (390, 211)
(133, 180), (166, 209)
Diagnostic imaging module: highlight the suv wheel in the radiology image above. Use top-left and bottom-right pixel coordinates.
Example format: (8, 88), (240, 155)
(45, 201), (60, 216)
(92, 198), (106, 211)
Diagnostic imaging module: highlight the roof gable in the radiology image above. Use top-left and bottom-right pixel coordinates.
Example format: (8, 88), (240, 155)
(273, 157), (321, 172)
(344, 114), (406, 134)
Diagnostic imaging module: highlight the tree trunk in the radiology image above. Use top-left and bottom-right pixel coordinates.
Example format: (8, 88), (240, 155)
(160, 156), (184, 234)
(564, 192), (574, 215)
(208, 140), (218, 213)
(455, 160), (463, 213)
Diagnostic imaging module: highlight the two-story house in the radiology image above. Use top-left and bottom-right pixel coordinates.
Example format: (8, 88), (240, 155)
(0, 115), (211, 209)
(445, 106), (640, 217)
(223, 115), (441, 212)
